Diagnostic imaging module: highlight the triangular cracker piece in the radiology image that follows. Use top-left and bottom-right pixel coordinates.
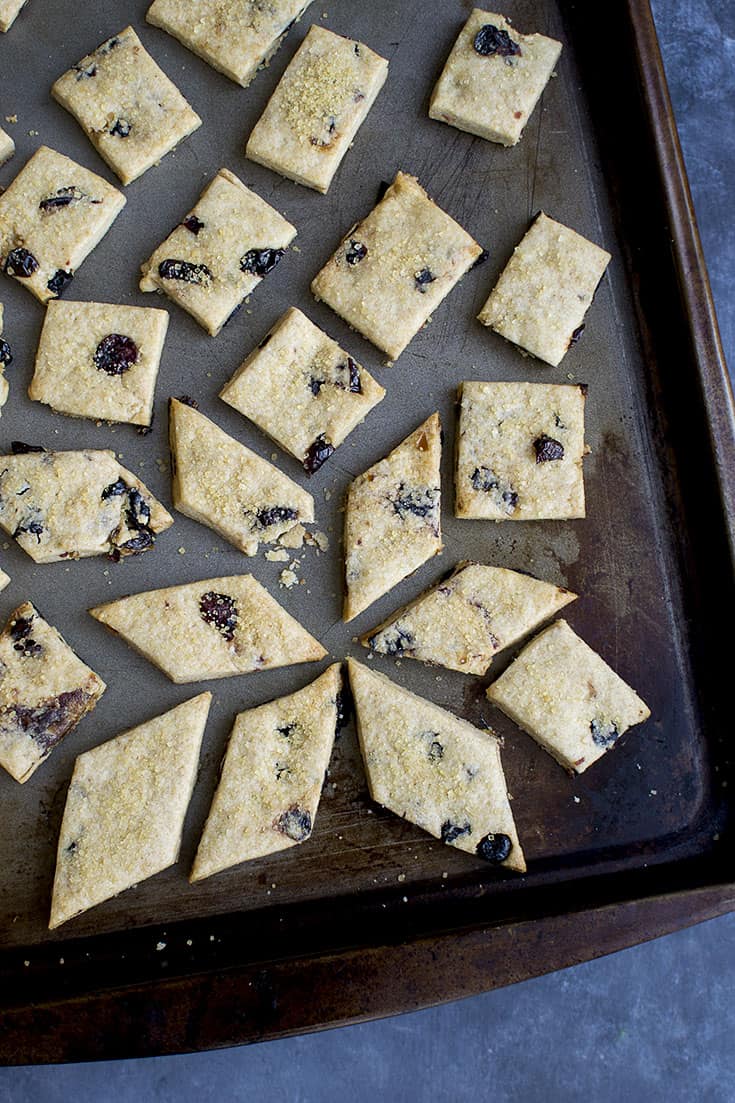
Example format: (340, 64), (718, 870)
(348, 659), (524, 871)
(49, 693), (211, 929)
(0, 446), (173, 563)
(191, 664), (342, 881)
(90, 574), (326, 683)
(362, 562), (576, 675)
(169, 398), (314, 554)
(0, 602), (105, 783)
(344, 413), (442, 621)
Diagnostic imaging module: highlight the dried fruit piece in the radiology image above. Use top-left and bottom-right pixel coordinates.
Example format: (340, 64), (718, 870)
(441, 820), (471, 845)
(158, 258), (212, 286)
(390, 483), (439, 522)
(4, 247), (39, 278)
(345, 240), (368, 265)
(182, 214), (204, 235)
(533, 434), (564, 463)
(93, 333), (140, 376)
(199, 591), (238, 641)
(109, 118), (131, 138)
(0, 339), (11, 367)
(469, 467), (518, 512)
(414, 267), (436, 293)
(590, 718), (619, 749)
(39, 186), (89, 212)
(473, 24), (522, 58)
(255, 505), (299, 530)
(274, 805), (312, 842)
(476, 832), (512, 863)
(101, 477), (127, 499)
(303, 434), (334, 475)
(239, 247), (285, 277)
(47, 269), (74, 297)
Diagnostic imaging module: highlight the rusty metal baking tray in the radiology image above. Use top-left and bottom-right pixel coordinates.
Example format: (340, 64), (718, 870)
(0, 0), (733, 1063)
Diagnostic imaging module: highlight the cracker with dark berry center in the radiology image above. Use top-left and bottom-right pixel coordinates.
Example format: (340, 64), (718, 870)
(486, 619), (650, 773)
(169, 398), (313, 554)
(455, 381), (587, 521)
(191, 664), (341, 880)
(344, 413), (442, 622)
(0, 602), (105, 784)
(220, 307), (385, 474)
(90, 574), (326, 684)
(478, 212), (611, 366)
(246, 25), (389, 194)
(0, 146), (125, 304)
(429, 9), (561, 147)
(146, 0), (312, 89)
(363, 561), (576, 675)
(140, 168), (296, 336)
(49, 693), (211, 929)
(349, 659), (525, 870)
(52, 26), (201, 186)
(311, 171), (483, 360)
(29, 300), (169, 427)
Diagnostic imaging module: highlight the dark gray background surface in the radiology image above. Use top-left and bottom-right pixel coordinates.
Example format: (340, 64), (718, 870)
(1, 0), (734, 1097)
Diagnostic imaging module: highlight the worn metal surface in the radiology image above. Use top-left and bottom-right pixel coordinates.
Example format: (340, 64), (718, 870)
(0, 0), (732, 1061)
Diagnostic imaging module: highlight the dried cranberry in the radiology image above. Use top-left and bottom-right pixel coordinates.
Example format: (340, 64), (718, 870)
(240, 248), (285, 277)
(176, 394), (199, 409)
(390, 483), (439, 520)
(590, 718), (619, 749)
(101, 477), (127, 500)
(345, 240), (368, 265)
(368, 626), (414, 656)
(14, 519), (44, 542)
(11, 441), (45, 454)
(199, 591), (238, 641)
(39, 186), (87, 212)
(47, 269), (74, 297)
(533, 435), (564, 463)
(109, 118), (131, 138)
(569, 324), (585, 346)
(0, 339), (11, 367)
(304, 434), (335, 475)
(255, 506), (298, 529)
(125, 488), (151, 531)
(476, 832), (512, 863)
(94, 334), (139, 376)
(441, 820), (471, 845)
(414, 267), (436, 293)
(473, 24), (522, 58)
(182, 214), (204, 235)
(158, 259), (212, 286)
(274, 805), (312, 842)
(5, 248), (39, 278)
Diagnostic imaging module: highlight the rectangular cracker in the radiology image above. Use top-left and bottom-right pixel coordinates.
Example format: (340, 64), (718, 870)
(52, 26), (201, 186)
(455, 380), (587, 521)
(29, 300), (169, 426)
(311, 171), (483, 360)
(246, 25), (388, 194)
(146, 0), (313, 89)
(429, 9), (562, 147)
(140, 168), (296, 335)
(477, 212), (611, 366)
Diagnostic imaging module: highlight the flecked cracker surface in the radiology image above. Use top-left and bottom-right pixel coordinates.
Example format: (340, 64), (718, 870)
(363, 561), (576, 675)
(52, 26), (201, 185)
(429, 9), (561, 147)
(0, 0), (27, 32)
(349, 659), (524, 870)
(169, 398), (314, 554)
(0, 126), (14, 165)
(192, 664), (341, 880)
(344, 413), (442, 622)
(478, 212), (611, 366)
(246, 25), (388, 194)
(29, 300), (169, 426)
(311, 171), (483, 359)
(487, 619), (651, 773)
(0, 146), (125, 304)
(0, 602), (105, 784)
(90, 573), (326, 684)
(220, 307), (385, 472)
(455, 380), (587, 521)
(0, 448), (173, 563)
(49, 693), (211, 928)
(140, 168), (296, 336)
(146, 0), (312, 88)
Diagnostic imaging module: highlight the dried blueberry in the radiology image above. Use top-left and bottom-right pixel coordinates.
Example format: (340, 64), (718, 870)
(476, 832), (512, 863)
(345, 240), (368, 265)
(14, 519), (44, 542)
(311, 115), (337, 146)
(9, 615), (34, 641)
(47, 269), (74, 297)
(11, 688), (90, 754)
(473, 24), (522, 58)
(73, 63), (97, 80)
(277, 722), (299, 739)
(569, 324), (585, 346)
(101, 477), (127, 500)
(346, 358), (361, 393)
(39, 186), (87, 212)
(274, 805), (312, 842)
(94, 334), (139, 376)
(109, 118), (131, 138)
(590, 718), (619, 749)
(470, 467), (518, 512)
(533, 434), (565, 463)
(176, 394), (199, 409)
(99, 35), (121, 54)
(414, 267), (436, 293)
(441, 820), (471, 845)
(428, 739), (444, 762)
(0, 339), (11, 368)
(390, 483), (439, 521)
(5, 248), (39, 278)
(13, 635), (42, 656)
(158, 259), (212, 286)
(304, 434), (335, 475)
(116, 530), (154, 555)
(199, 591), (238, 641)
(182, 214), (204, 235)
(308, 376), (325, 396)
(125, 488), (151, 531)
(11, 441), (45, 454)
(369, 625), (415, 657)
(240, 248), (285, 277)
(254, 505), (299, 529)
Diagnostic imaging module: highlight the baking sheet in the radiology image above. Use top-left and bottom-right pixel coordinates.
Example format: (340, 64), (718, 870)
(0, 0), (721, 953)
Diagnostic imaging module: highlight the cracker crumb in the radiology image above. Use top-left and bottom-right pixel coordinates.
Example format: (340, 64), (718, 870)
(278, 524), (306, 549)
(178, 546), (186, 555)
(156, 941), (166, 951)
(279, 568), (299, 589)
(265, 548), (290, 562)
(5, 115), (17, 124)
